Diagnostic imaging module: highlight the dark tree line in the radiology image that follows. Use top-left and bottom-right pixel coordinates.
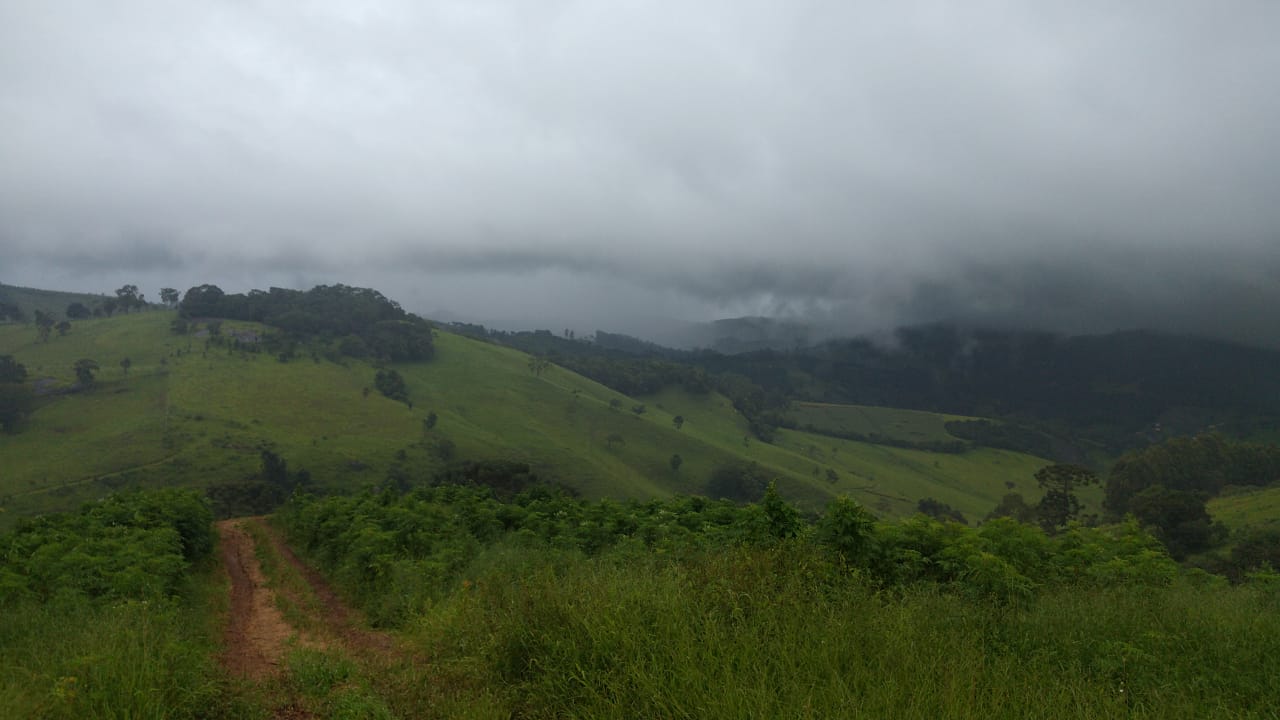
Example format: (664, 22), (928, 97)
(180, 283), (435, 362)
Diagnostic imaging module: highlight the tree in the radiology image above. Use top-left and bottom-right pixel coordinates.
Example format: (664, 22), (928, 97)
(0, 355), (27, 383)
(179, 284), (225, 317)
(66, 302), (91, 319)
(672, 415), (685, 430)
(631, 404), (646, 416)
(606, 433), (625, 449)
(1033, 464), (1098, 533)
(101, 298), (119, 317)
(0, 355), (32, 433)
(817, 496), (877, 565)
(33, 310), (54, 342)
(159, 288), (181, 307)
(115, 284), (141, 312)
(374, 369), (409, 403)
(120, 357), (132, 376)
(73, 358), (100, 388)
(0, 302), (24, 322)
(528, 355), (550, 377)
(0, 382), (34, 433)
(1128, 485), (1213, 560)
(56, 320), (71, 337)
(707, 461), (769, 502)
(917, 497), (968, 524)
(985, 492), (1037, 524)
(670, 454), (683, 472)
(424, 411), (438, 429)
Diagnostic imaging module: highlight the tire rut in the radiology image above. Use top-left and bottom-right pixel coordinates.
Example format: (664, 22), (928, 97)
(217, 519), (298, 679)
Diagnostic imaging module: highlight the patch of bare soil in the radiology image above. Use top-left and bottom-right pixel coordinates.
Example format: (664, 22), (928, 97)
(217, 519), (297, 679)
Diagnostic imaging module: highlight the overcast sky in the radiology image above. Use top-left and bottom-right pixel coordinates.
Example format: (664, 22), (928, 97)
(3, 1), (1279, 346)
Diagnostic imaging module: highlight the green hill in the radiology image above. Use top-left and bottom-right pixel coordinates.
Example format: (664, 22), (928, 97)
(0, 311), (1064, 527)
(787, 400), (972, 444)
(0, 281), (113, 321)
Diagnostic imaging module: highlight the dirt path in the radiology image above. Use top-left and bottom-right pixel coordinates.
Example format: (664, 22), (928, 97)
(258, 522), (398, 654)
(218, 517), (403, 682)
(217, 519), (298, 679)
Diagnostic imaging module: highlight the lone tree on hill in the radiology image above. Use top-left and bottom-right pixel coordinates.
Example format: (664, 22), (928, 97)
(528, 355), (550, 377)
(101, 298), (118, 317)
(34, 311), (54, 342)
(120, 357), (132, 375)
(159, 287), (181, 307)
(56, 320), (71, 336)
(374, 369), (410, 404)
(673, 415), (685, 430)
(73, 359), (100, 388)
(115, 284), (143, 312)
(670, 454), (683, 473)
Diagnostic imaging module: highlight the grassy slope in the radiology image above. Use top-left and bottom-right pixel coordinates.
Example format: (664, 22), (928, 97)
(0, 282), (112, 320)
(1, 311), (1062, 526)
(1208, 485), (1280, 531)
(787, 400), (971, 443)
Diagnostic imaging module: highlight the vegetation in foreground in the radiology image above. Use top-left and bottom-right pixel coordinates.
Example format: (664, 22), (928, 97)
(0, 490), (255, 719)
(275, 484), (1280, 718)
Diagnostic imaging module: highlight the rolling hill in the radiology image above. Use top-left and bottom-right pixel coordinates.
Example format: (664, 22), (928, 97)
(0, 310), (1066, 528)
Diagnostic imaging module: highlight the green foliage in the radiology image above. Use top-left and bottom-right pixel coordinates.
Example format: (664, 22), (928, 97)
(1128, 485), (1215, 559)
(0, 381), (34, 433)
(985, 492), (1037, 524)
(0, 489), (214, 605)
(280, 484), (1277, 717)
(706, 460), (770, 502)
(1034, 463), (1099, 533)
(1107, 433), (1280, 514)
(72, 357), (99, 387)
(374, 368), (409, 403)
(0, 354), (27, 383)
(179, 283), (435, 361)
(815, 496), (876, 565)
(917, 496), (968, 524)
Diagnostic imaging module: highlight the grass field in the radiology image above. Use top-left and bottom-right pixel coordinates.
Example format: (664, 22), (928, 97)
(1, 311), (1063, 526)
(0, 282), (112, 323)
(787, 400), (971, 444)
(1209, 485), (1280, 531)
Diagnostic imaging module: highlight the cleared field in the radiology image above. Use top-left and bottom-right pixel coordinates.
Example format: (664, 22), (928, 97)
(787, 401), (970, 444)
(2, 312), (1061, 526)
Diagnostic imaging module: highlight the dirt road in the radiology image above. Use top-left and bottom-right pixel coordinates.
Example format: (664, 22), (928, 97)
(218, 518), (297, 678)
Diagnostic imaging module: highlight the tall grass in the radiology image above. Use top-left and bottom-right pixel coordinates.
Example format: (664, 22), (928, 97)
(0, 565), (257, 719)
(415, 544), (1280, 719)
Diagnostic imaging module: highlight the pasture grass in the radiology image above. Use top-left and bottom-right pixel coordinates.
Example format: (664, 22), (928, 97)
(788, 400), (971, 443)
(2, 312), (1059, 527)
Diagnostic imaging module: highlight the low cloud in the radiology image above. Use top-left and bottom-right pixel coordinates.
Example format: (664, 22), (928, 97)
(3, 1), (1279, 346)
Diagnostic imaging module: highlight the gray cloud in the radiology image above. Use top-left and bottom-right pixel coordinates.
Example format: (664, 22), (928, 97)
(3, 1), (1279, 345)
